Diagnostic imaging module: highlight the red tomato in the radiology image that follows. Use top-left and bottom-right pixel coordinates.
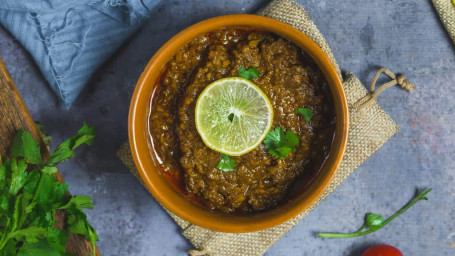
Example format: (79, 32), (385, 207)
(361, 245), (403, 256)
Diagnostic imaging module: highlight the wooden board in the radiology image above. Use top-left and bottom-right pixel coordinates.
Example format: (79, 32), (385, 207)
(0, 57), (100, 255)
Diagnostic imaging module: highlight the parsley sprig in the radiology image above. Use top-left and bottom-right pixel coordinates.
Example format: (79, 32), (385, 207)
(295, 107), (313, 122)
(0, 123), (98, 256)
(263, 127), (299, 159)
(317, 188), (432, 238)
(238, 66), (260, 80)
(216, 154), (236, 172)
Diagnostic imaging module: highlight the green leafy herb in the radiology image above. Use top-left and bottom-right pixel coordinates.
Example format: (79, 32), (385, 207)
(0, 124), (98, 256)
(263, 127), (299, 159)
(17, 240), (60, 256)
(238, 66), (260, 80)
(216, 154), (237, 172)
(35, 123), (52, 151)
(46, 122), (95, 166)
(295, 107), (313, 122)
(317, 188), (432, 238)
(11, 130), (41, 165)
(227, 113), (234, 122)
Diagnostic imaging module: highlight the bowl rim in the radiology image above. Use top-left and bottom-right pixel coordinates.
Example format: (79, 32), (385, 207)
(129, 14), (349, 233)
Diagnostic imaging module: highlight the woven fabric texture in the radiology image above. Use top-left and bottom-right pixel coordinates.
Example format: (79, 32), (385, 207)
(117, 0), (401, 255)
(432, 0), (455, 45)
(0, 0), (162, 108)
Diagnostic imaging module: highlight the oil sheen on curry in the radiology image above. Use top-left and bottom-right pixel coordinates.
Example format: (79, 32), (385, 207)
(148, 27), (335, 214)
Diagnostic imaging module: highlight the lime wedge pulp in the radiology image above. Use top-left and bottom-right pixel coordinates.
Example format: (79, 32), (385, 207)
(195, 77), (274, 156)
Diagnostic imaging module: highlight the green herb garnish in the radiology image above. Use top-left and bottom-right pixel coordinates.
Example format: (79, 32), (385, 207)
(0, 123), (98, 256)
(263, 127), (299, 159)
(216, 154), (237, 172)
(35, 123), (52, 151)
(317, 188), (432, 238)
(295, 107), (313, 122)
(238, 66), (260, 80)
(227, 113), (234, 123)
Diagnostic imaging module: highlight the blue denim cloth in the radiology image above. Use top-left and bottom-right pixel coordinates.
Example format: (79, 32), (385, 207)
(0, 0), (162, 108)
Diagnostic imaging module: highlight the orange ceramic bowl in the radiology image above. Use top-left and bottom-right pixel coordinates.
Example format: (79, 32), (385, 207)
(129, 14), (349, 233)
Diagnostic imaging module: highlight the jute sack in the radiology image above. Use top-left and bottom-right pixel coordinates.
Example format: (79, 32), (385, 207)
(117, 0), (415, 255)
(432, 0), (455, 45)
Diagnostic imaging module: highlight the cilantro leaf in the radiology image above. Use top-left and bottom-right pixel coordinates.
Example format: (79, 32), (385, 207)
(8, 226), (47, 244)
(12, 193), (30, 233)
(36, 175), (69, 211)
(317, 188), (432, 238)
(10, 129), (42, 165)
(238, 66), (260, 80)
(0, 195), (10, 212)
(35, 123), (52, 150)
(59, 195), (94, 211)
(46, 227), (68, 254)
(66, 206), (99, 252)
(365, 213), (384, 230)
(23, 171), (39, 194)
(216, 154), (237, 172)
(295, 107), (313, 122)
(0, 162), (6, 188)
(41, 167), (57, 175)
(0, 124), (98, 255)
(227, 113), (234, 122)
(46, 123), (96, 166)
(263, 127), (299, 159)
(9, 159), (28, 195)
(17, 240), (59, 256)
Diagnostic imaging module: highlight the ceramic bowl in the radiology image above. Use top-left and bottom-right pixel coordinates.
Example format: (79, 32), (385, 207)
(129, 14), (349, 232)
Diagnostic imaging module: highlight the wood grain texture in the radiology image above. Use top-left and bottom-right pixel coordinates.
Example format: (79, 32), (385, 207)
(0, 57), (100, 256)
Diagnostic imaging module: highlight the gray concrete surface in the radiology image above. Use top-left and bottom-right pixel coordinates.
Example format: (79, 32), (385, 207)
(1, 0), (454, 255)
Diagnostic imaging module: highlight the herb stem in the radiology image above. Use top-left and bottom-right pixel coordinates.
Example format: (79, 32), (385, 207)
(317, 188), (432, 238)
(32, 172), (44, 201)
(0, 218), (11, 250)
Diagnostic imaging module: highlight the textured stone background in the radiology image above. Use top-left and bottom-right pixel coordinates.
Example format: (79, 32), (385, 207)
(0, 0), (454, 255)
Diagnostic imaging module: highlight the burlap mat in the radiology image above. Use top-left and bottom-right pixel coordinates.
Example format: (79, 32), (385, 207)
(117, 0), (414, 255)
(432, 0), (455, 45)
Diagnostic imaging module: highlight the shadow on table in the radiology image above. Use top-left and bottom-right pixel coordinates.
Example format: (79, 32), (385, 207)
(346, 241), (384, 256)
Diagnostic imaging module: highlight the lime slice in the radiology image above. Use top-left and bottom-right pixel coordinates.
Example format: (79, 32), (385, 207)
(195, 77), (273, 156)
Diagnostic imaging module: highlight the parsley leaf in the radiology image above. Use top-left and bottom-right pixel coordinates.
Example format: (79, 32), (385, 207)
(8, 226), (47, 244)
(59, 195), (94, 211)
(46, 123), (96, 166)
(263, 127), (299, 159)
(36, 175), (69, 211)
(9, 159), (28, 195)
(66, 206), (99, 251)
(17, 240), (60, 256)
(317, 188), (432, 238)
(365, 213), (384, 230)
(10, 129), (41, 165)
(227, 113), (234, 122)
(41, 166), (57, 175)
(0, 162), (6, 188)
(35, 123), (52, 151)
(295, 107), (313, 122)
(216, 154), (237, 172)
(46, 227), (68, 254)
(238, 66), (260, 80)
(0, 125), (98, 255)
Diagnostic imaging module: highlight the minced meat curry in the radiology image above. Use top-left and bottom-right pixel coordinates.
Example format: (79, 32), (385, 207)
(148, 27), (335, 214)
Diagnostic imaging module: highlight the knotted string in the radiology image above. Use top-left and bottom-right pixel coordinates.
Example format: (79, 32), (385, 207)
(352, 67), (415, 110)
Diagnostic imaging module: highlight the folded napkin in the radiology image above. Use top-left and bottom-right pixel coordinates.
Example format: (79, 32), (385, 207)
(432, 0), (455, 45)
(0, 0), (162, 108)
(117, 0), (415, 255)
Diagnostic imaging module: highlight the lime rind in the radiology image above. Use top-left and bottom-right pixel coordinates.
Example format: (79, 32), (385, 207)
(195, 77), (273, 156)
